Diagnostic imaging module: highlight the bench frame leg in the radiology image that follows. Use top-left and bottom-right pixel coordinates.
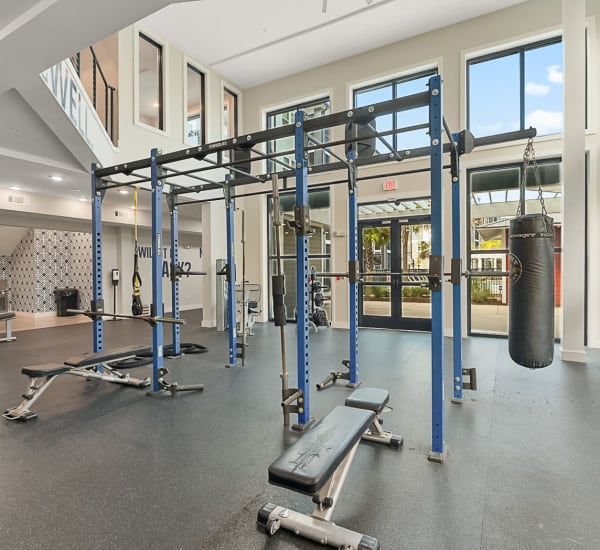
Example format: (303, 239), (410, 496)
(258, 441), (379, 549)
(259, 503), (371, 549)
(362, 417), (403, 449)
(0, 318), (16, 343)
(3, 374), (60, 421)
(68, 363), (150, 388)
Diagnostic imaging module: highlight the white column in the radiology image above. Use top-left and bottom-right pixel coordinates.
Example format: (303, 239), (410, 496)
(330, 184), (349, 329)
(201, 200), (226, 327)
(560, 0), (586, 362)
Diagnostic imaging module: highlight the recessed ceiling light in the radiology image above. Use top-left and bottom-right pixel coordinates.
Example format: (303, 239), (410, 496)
(69, 188), (81, 193)
(119, 189), (129, 194)
(78, 198), (88, 202)
(9, 185), (21, 191)
(49, 175), (63, 182)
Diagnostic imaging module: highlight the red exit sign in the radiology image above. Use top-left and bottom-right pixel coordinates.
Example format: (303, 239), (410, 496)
(382, 179), (397, 191)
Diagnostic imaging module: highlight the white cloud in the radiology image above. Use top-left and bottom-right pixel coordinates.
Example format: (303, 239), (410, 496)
(547, 65), (563, 84)
(475, 121), (504, 135)
(525, 109), (563, 134)
(525, 82), (550, 96)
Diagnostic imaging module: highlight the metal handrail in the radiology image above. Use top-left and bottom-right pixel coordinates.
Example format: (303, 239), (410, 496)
(69, 46), (117, 145)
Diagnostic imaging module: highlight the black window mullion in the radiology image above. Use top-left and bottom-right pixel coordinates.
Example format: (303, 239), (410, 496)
(519, 49), (525, 131)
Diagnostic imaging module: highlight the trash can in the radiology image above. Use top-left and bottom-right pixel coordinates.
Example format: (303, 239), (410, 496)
(54, 288), (78, 317)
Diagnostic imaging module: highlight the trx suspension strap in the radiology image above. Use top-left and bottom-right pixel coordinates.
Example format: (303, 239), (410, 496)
(132, 187), (144, 316)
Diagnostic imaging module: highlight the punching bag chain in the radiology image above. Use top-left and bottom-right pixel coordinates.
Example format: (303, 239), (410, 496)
(517, 137), (547, 217)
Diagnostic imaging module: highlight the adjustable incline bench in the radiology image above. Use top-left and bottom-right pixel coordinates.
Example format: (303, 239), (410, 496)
(3, 344), (151, 421)
(257, 406), (381, 549)
(0, 312), (16, 343)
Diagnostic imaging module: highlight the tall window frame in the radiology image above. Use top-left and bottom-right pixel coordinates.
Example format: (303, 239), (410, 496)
(353, 68), (437, 153)
(185, 62), (206, 146)
(137, 31), (164, 131)
(467, 36), (564, 138)
(223, 87), (238, 140)
(266, 97), (331, 174)
(467, 158), (563, 337)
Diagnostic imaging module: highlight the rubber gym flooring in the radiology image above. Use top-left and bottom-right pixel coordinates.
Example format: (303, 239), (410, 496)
(0, 310), (599, 549)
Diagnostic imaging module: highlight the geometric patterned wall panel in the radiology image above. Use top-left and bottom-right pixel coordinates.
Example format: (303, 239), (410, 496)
(0, 255), (13, 311)
(9, 228), (93, 313)
(11, 228), (37, 312)
(35, 229), (69, 312)
(67, 232), (92, 310)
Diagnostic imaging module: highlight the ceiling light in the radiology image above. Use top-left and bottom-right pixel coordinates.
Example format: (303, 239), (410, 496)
(49, 175), (63, 182)
(9, 185), (21, 191)
(119, 189), (129, 194)
(69, 188), (81, 192)
(78, 198), (88, 202)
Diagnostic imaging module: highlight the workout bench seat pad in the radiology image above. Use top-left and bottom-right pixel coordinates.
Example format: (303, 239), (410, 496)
(345, 387), (389, 413)
(21, 364), (71, 378)
(0, 312), (16, 321)
(64, 345), (152, 368)
(269, 405), (374, 496)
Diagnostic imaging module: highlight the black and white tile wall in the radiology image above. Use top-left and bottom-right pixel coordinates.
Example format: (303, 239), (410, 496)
(9, 229), (92, 313)
(0, 255), (13, 311)
(12, 229), (38, 312)
(68, 232), (92, 310)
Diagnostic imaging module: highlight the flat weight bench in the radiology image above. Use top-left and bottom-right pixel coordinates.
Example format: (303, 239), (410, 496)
(3, 345), (152, 422)
(0, 312), (16, 343)
(257, 405), (381, 549)
(345, 388), (403, 449)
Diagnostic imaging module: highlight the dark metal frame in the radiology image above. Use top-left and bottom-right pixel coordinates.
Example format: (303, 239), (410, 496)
(465, 157), (563, 337)
(139, 32), (164, 131)
(466, 36), (562, 134)
(185, 63), (206, 146)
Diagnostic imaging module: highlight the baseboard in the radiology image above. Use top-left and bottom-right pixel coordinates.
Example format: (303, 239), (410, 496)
(180, 304), (202, 311)
(559, 348), (587, 363)
(331, 321), (349, 329)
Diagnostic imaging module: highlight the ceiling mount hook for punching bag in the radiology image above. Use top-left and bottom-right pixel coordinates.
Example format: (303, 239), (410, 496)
(132, 186), (144, 316)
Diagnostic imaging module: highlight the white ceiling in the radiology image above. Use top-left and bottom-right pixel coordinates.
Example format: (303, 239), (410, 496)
(0, 0), (529, 219)
(141, 0), (527, 89)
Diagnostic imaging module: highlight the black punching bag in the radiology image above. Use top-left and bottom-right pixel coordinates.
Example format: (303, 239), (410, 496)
(508, 213), (554, 368)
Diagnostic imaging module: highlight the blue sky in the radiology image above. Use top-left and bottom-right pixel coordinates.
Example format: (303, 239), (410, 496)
(354, 40), (563, 144)
(469, 41), (563, 136)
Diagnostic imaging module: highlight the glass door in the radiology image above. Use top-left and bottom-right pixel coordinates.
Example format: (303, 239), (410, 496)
(359, 218), (431, 331)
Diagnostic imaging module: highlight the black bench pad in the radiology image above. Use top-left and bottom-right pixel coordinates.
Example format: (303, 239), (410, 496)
(268, 405), (374, 495)
(64, 345), (152, 367)
(0, 312), (16, 321)
(345, 388), (389, 413)
(22, 364), (71, 378)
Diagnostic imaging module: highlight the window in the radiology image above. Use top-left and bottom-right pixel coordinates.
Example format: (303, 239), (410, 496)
(268, 189), (331, 321)
(223, 88), (238, 139)
(138, 33), (163, 130)
(186, 63), (205, 145)
(467, 37), (563, 138)
(353, 69), (436, 153)
(266, 98), (331, 173)
(467, 159), (562, 337)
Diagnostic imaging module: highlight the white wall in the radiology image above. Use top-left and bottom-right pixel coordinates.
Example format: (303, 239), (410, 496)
(239, 0), (598, 350)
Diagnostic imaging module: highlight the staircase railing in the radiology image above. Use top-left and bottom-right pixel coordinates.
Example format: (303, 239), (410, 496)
(70, 46), (117, 145)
